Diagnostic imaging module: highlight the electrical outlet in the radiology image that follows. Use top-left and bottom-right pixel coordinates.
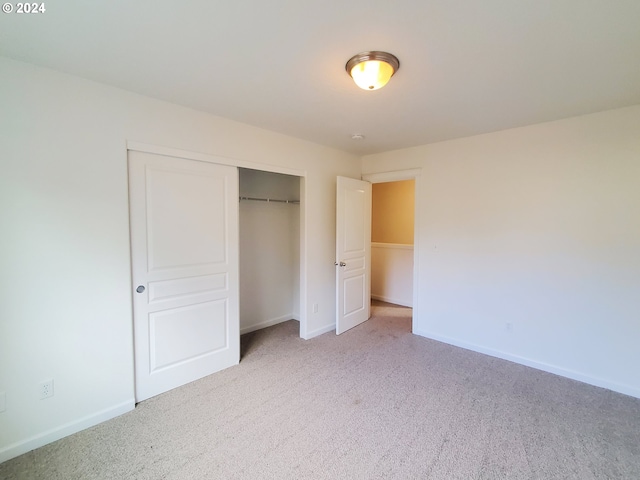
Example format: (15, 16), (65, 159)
(0, 392), (6, 412)
(40, 379), (54, 399)
(313, 303), (319, 314)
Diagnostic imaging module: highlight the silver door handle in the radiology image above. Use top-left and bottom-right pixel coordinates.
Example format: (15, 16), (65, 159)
(136, 285), (145, 293)
(334, 262), (346, 267)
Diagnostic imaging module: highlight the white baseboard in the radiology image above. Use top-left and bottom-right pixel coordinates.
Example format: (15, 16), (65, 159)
(240, 314), (295, 335)
(371, 294), (412, 308)
(0, 399), (135, 464)
(303, 323), (335, 340)
(413, 329), (640, 399)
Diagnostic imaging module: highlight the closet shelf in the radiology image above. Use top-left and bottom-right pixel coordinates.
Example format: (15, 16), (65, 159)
(239, 196), (300, 204)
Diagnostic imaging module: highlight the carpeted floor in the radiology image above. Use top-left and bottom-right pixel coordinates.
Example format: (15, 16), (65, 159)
(2, 303), (639, 479)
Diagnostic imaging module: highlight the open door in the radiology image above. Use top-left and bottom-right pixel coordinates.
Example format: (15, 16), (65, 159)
(335, 176), (372, 334)
(129, 150), (239, 402)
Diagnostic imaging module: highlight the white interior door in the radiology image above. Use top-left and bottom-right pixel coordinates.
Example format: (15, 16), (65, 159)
(336, 176), (372, 334)
(129, 150), (239, 402)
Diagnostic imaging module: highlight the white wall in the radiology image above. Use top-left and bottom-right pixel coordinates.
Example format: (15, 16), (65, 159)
(0, 57), (360, 461)
(239, 169), (300, 333)
(371, 243), (414, 307)
(363, 105), (640, 398)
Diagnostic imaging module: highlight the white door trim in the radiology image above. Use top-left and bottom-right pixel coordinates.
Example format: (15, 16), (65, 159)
(362, 169), (421, 334)
(362, 169), (421, 184)
(127, 141), (306, 178)
(126, 141), (308, 340)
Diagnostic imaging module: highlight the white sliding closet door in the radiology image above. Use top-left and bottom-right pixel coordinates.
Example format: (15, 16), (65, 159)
(129, 151), (239, 402)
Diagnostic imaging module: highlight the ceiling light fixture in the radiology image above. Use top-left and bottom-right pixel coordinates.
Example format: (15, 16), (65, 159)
(346, 51), (400, 91)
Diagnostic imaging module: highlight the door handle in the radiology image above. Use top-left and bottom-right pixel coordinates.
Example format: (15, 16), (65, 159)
(136, 285), (145, 293)
(334, 262), (346, 267)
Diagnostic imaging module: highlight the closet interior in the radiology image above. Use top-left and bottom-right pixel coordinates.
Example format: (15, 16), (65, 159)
(239, 168), (301, 335)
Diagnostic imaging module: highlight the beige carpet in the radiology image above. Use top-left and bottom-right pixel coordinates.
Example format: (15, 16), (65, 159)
(2, 305), (639, 479)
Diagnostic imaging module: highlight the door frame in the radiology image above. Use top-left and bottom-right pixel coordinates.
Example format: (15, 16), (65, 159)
(127, 141), (309, 339)
(362, 168), (421, 333)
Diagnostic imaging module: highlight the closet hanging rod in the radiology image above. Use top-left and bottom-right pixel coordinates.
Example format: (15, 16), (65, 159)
(239, 196), (300, 204)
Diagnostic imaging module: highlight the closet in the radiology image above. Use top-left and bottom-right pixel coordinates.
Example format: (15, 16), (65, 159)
(239, 168), (300, 334)
(129, 151), (303, 402)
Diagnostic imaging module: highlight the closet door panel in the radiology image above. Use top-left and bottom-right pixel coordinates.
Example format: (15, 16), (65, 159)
(129, 150), (239, 402)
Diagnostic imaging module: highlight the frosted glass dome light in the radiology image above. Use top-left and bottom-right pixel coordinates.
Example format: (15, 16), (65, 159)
(346, 51), (400, 91)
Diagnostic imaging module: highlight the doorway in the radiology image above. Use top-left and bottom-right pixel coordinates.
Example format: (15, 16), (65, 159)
(363, 169), (420, 332)
(371, 179), (414, 309)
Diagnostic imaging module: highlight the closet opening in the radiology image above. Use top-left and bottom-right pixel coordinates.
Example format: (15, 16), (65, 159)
(370, 179), (414, 324)
(238, 168), (301, 346)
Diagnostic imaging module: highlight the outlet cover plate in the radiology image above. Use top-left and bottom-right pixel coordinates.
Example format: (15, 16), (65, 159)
(40, 380), (54, 399)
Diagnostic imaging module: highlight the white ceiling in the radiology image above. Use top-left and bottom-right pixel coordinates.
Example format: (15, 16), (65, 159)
(2, 0), (639, 155)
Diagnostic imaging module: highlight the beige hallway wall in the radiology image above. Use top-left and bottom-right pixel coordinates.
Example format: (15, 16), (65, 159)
(371, 180), (415, 244)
